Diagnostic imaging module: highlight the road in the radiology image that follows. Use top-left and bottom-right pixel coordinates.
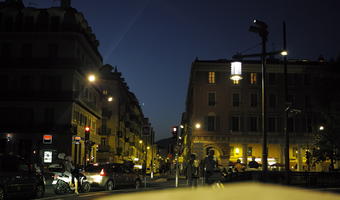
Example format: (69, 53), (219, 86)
(37, 177), (340, 200)
(37, 177), (192, 200)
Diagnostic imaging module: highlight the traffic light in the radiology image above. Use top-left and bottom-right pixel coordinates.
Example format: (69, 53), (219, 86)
(85, 126), (90, 140)
(43, 135), (52, 144)
(172, 126), (178, 138)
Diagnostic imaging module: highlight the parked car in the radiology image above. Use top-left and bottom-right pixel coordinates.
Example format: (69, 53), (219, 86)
(83, 163), (141, 190)
(0, 154), (45, 200)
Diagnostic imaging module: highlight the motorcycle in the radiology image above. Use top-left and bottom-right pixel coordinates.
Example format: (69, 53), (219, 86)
(52, 168), (91, 194)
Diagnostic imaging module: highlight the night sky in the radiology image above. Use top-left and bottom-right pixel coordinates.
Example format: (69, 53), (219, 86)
(28, 0), (340, 140)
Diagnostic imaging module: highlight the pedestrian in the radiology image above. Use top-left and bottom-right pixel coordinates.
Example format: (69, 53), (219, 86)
(187, 154), (199, 187)
(248, 157), (259, 169)
(203, 150), (217, 184)
(234, 159), (245, 172)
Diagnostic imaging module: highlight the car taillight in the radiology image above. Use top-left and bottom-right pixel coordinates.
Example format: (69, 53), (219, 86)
(100, 168), (106, 176)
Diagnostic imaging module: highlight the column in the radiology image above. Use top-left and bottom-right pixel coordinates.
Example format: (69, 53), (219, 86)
(297, 144), (303, 171)
(242, 144), (248, 165)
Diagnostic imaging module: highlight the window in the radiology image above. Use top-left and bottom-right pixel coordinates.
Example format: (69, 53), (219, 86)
(268, 73), (276, 85)
(250, 93), (257, 107)
(232, 93), (240, 107)
(288, 74), (296, 85)
(249, 117), (257, 131)
(48, 44), (58, 58)
(250, 73), (257, 84)
(247, 147), (253, 156)
(208, 92), (216, 106)
(268, 117), (276, 132)
(269, 94), (277, 108)
(4, 17), (13, 32)
(208, 72), (215, 84)
(207, 116), (215, 131)
(1, 43), (12, 58)
(20, 76), (31, 90)
(305, 96), (311, 108)
(304, 74), (311, 85)
(24, 16), (34, 31)
(22, 44), (32, 58)
(232, 79), (239, 85)
(101, 138), (106, 146)
(231, 117), (239, 131)
(0, 75), (9, 91)
(50, 16), (60, 32)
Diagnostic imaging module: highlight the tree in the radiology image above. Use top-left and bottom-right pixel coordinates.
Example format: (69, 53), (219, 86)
(311, 63), (340, 170)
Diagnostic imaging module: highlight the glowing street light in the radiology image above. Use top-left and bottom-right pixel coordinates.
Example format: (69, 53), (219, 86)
(107, 96), (113, 102)
(139, 140), (143, 144)
(230, 61), (243, 81)
(88, 74), (96, 82)
(319, 125), (325, 131)
(195, 123), (201, 129)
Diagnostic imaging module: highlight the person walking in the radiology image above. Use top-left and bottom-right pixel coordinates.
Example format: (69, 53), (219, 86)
(203, 150), (217, 184)
(187, 154), (199, 187)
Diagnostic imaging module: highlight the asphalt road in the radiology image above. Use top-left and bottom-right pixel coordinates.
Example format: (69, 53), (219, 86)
(36, 177), (340, 200)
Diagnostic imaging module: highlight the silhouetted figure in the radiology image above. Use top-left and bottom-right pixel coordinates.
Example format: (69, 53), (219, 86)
(248, 157), (259, 169)
(187, 154), (199, 187)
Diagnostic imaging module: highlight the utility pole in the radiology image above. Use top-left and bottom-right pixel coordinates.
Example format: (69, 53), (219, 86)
(283, 21), (290, 175)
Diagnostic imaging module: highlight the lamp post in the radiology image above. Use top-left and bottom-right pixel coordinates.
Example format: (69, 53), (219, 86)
(231, 20), (289, 172)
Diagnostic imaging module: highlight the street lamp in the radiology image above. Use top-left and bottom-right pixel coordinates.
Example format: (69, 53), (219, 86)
(230, 61), (243, 81)
(319, 125), (325, 131)
(88, 74), (96, 82)
(107, 96), (113, 102)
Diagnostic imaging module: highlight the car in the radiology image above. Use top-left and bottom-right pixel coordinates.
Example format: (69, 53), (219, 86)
(0, 154), (45, 200)
(83, 163), (141, 190)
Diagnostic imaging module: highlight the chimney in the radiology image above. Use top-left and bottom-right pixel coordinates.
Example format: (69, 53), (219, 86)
(61, 0), (71, 8)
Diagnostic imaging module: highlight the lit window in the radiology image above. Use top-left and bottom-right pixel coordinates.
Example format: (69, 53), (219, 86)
(250, 73), (257, 84)
(233, 80), (239, 85)
(208, 72), (215, 84)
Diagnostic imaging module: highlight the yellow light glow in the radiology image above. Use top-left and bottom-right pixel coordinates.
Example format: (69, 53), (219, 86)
(281, 50), (288, 56)
(133, 158), (139, 161)
(235, 148), (240, 154)
(180, 125), (184, 129)
(195, 123), (201, 129)
(139, 140), (143, 144)
(88, 74), (96, 82)
(107, 96), (113, 102)
(147, 146), (150, 150)
(230, 75), (243, 81)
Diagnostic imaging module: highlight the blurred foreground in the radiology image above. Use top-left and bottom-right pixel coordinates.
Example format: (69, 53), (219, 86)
(93, 182), (340, 200)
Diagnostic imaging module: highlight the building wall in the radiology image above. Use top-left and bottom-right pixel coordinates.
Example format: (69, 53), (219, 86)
(185, 59), (331, 171)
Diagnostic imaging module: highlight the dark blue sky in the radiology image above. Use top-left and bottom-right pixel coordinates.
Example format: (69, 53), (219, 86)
(30, 0), (340, 140)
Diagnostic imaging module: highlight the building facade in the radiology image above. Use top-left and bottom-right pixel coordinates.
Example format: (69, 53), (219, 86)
(182, 58), (340, 171)
(0, 0), (103, 166)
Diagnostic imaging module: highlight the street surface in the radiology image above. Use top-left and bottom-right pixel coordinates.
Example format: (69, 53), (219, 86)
(36, 177), (340, 200)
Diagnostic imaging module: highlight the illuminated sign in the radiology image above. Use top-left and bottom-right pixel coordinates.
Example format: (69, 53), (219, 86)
(43, 151), (52, 163)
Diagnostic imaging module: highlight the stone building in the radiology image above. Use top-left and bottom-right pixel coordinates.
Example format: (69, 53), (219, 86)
(0, 0), (103, 166)
(182, 58), (340, 171)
